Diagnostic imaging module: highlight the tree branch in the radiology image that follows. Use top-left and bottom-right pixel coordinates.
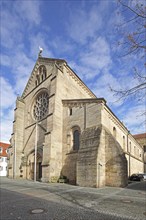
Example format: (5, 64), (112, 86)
(118, 0), (146, 19)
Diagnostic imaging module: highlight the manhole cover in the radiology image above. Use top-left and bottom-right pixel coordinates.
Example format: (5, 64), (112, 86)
(31, 209), (45, 214)
(122, 200), (133, 203)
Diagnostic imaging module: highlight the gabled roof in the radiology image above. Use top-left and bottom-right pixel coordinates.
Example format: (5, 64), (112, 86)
(21, 56), (96, 99)
(133, 133), (146, 139)
(0, 142), (10, 157)
(22, 57), (66, 98)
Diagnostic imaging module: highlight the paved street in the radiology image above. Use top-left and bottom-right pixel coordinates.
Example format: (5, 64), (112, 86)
(0, 177), (146, 220)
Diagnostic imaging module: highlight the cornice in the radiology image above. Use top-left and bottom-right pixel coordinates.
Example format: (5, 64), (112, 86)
(62, 98), (106, 108)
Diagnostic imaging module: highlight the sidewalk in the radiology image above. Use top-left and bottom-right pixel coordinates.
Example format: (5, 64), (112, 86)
(1, 177), (146, 220)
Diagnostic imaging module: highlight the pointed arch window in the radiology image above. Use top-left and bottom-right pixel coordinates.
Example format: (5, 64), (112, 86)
(36, 65), (47, 86)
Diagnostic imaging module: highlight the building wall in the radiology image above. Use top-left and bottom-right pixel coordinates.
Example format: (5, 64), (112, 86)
(9, 59), (94, 182)
(101, 106), (144, 175)
(62, 101), (128, 187)
(8, 57), (144, 187)
(133, 133), (146, 173)
(62, 100), (143, 187)
(0, 157), (8, 176)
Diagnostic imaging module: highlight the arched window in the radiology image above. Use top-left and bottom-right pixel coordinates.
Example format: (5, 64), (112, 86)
(42, 74), (44, 81)
(113, 127), (116, 138)
(129, 142), (131, 153)
(36, 65), (47, 85)
(134, 146), (136, 155)
(73, 130), (80, 151)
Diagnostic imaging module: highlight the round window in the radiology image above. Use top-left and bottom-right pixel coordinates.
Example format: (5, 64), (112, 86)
(33, 92), (49, 121)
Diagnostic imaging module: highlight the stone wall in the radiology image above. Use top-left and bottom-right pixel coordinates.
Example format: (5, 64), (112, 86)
(77, 126), (101, 187)
(105, 128), (128, 187)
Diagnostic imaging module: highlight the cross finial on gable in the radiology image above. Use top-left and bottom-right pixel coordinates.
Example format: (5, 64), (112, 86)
(38, 46), (43, 57)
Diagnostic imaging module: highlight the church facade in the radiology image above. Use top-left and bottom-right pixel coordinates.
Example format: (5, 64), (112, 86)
(8, 56), (144, 187)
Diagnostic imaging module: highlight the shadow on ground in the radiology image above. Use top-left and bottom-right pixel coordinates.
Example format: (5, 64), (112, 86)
(126, 181), (146, 191)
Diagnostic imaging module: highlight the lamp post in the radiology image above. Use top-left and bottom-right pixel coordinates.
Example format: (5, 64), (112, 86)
(13, 138), (16, 179)
(34, 122), (38, 182)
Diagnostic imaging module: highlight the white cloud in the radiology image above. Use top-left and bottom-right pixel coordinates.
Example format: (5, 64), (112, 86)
(91, 70), (123, 105)
(80, 37), (112, 70)
(0, 77), (16, 109)
(1, 1), (42, 49)
(0, 77), (16, 142)
(68, 37), (112, 81)
(14, 1), (41, 25)
(1, 54), (12, 66)
(121, 104), (146, 134)
(67, 6), (102, 44)
(0, 107), (14, 143)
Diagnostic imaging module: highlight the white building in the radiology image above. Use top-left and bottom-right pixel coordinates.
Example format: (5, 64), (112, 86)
(0, 142), (10, 176)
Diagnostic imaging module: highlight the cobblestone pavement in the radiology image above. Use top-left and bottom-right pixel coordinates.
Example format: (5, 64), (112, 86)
(0, 177), (146, 220)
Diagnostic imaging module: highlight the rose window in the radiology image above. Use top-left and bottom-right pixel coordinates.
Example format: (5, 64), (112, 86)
(33, 92), (49, 121)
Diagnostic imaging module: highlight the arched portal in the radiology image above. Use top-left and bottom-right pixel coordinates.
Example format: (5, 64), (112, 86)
(27, 148), (42, 181)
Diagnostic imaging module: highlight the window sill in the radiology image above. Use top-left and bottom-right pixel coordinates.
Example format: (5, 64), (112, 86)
(66, 150), (78, 155)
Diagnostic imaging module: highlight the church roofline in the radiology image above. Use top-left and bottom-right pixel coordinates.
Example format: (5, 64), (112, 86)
(65, 64), (96, 98)
(22, 56), (97, 99)
(38, 56), (67, 63)
(38, 56), (96, 98)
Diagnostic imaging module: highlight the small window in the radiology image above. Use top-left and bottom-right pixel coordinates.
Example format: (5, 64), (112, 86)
(0, 166), (3, 171)
(123, 136), (125, 150)
(113, 127), (116, 138)
(144, 145), (146, 153)
(70, 108), (72, 116)
(0, 157), (3, 162)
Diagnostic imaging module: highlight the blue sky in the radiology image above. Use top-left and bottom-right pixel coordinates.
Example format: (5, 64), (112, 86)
(1, 0), (145, 142)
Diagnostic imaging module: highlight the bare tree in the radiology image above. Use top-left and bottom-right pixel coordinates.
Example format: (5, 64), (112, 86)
(111, 0), (146, 107)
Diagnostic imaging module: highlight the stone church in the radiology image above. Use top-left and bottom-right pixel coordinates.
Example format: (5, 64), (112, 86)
(8, 54), (144, 188)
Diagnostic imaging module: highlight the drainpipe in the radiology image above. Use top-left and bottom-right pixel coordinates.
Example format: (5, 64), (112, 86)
(98, 163), (102, 188)
(127, 130), (130, 177)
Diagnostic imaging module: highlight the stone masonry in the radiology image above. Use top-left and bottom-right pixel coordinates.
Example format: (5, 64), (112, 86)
(8, 56), (144, 188)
